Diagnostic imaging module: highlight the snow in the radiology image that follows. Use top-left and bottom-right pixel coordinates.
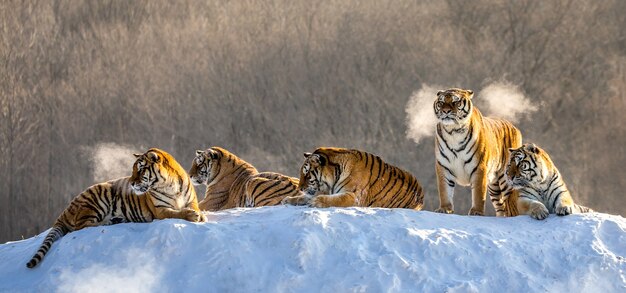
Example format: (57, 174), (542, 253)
(1, 207), (625, 292)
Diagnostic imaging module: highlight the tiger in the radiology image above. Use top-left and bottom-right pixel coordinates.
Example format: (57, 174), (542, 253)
(505, 143), (593, 220)
(281, 147), (424, 209)
(26, 148), (205, 268)
(189, 147), (301, 211)
(433, 88), (523, 216)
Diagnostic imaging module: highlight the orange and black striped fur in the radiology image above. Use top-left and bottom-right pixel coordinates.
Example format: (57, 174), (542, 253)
(282, 147), (424, 209)
(26, 148), (205, 268)
(189, 147), (300, 211)
(434, 88), (522, 216)
(505, 143), (593, 220)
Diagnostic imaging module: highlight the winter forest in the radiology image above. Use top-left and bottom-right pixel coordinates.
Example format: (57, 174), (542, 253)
(1, 0), (625, 242)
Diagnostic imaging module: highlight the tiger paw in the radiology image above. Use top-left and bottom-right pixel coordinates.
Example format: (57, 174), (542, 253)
(555, 205), (573, 216)
(309, 196), (331, 208)
(468, 207), (484, 216)
(528, 203), (549, 220)
(434, 207), (454, 214)
(182, 208), (205, 222)
(281, 195), (309, 206)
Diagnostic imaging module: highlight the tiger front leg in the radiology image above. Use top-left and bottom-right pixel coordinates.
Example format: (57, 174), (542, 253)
(554, 192), (575, 216)
(309, 192), (357, 208)
(468, 170), (488, 216)
(434, 163), (454, 214)
(154, 207), (206, 222)
(281, 193), (311, 206)
(517, 197), (549, 220)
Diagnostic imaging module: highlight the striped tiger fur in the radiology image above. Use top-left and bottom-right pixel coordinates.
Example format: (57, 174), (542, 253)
(281, 147), (424, 209)
(26, 148), (205, 268)
(505, 143), (593, 220)
(433, 88), (523, 216)
(189, 147), (300, 211)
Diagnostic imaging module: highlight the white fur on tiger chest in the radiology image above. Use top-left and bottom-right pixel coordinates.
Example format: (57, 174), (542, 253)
(450, 159), (472, 186)
(436, 128), (478, 186)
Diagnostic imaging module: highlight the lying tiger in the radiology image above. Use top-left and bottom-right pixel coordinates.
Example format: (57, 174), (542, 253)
(189, 147), (300, 211)
(433, 88), (523, 216)
(505, 143), (593, 220)
(27, 148), (205, 268)
(282, 147), (424, 209)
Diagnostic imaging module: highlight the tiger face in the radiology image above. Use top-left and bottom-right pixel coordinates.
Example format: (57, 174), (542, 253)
(434, 88), (474, 125)
(130, 151), (163, 194)
(189, 149), (219, 185)
(506, 144), (548, 189)
(298, 152), (331, 196)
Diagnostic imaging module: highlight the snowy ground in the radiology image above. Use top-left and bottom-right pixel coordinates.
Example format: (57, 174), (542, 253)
(1, 207), (624, 293)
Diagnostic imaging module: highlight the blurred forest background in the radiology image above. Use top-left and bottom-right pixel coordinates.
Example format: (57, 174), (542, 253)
(1, 0), (625, 242)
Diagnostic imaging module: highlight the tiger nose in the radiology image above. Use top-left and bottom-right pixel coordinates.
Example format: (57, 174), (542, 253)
(441, 107), (451, 114)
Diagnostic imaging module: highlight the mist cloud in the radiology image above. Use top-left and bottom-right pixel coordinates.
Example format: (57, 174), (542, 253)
(479, 82), (538, 122)
(405, 84), (440, 144)
(83, 143), (139, 182)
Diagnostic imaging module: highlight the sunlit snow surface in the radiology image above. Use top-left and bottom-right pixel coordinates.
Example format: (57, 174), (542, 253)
(1, 207), (624, 292)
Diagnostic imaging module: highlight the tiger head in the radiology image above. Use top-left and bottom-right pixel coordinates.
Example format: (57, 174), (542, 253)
(189, 147), (222, 186)
(130, 148), (172, 194)
(434, 88), (474, 126)
(506, 143), (552, 190)
(298, 152), (332, 196)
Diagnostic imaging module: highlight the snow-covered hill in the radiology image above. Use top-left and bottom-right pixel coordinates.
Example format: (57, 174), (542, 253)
(1, 207), (624, 292)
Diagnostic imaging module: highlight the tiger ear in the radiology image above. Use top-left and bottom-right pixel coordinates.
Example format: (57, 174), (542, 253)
(196, 150), (204, 156)
(466, 90), (474, 99)
(318, 154), (327, 166)
(437, 90), (445, 96)
(147, 151), (160, 163)
(526, 143), (540, 154)
(133, 153), (142, 158)
(207, 149), (218, 160)
(303, 152), (312, 158)
(508, 148), (516, 153)
(308, 154), (326, 167)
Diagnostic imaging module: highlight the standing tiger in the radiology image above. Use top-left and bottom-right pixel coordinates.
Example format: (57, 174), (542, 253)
(505, 143), (593, 220)
(26, 148), (205, 268)
(281, 147), (424, 209)
(433, 88), (522, 216)
(189, 147), (301, 211)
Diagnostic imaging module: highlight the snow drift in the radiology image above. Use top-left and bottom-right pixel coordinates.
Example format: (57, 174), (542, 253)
(1, 207), (624, 292)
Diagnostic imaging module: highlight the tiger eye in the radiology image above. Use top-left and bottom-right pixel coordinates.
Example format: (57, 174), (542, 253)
(521, 161), (529, 169)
